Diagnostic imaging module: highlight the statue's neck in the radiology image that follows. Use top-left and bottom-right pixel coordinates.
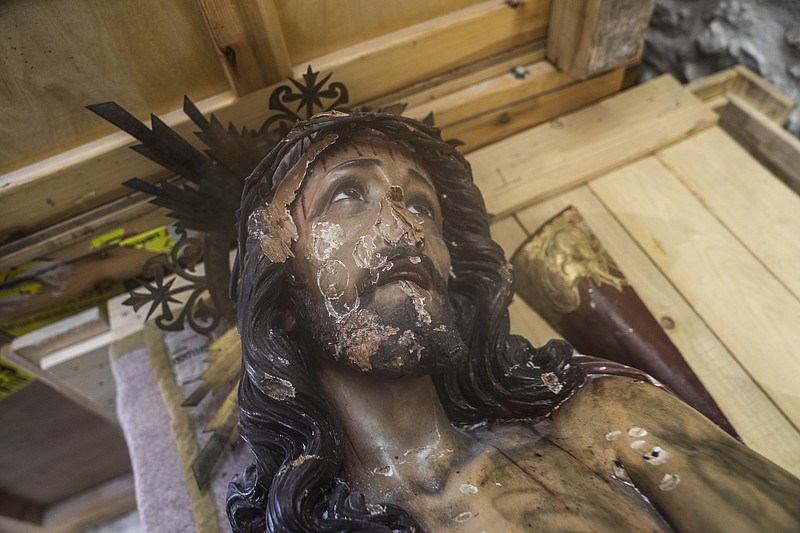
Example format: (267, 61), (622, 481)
(314, 359), (472, 500)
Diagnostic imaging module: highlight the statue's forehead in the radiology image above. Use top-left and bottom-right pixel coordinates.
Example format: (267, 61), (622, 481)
(255, 133), (339, 263)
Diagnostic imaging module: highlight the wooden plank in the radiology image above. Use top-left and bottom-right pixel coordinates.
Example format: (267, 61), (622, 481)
(546, 0), (654, 79)
(362, 42), (546, 112)
(657, 127), (800, 300)
(685, 68), (738, 102)
(728, 65), (796, 125)
(714, 94), (800, 194)
(306, 0), (550, 106)
(589, 157), (800, 432)
(0, 0), (549, 242)
(467, 74), (717, 218)
(0, 0), (229, 175)
(450, 66), (624, 152)
(196, 0), (292, 95)
(276, 0), (487, 65)
(406, 59), (574, 127)
(490, 215), (529, 258)
(515, 184), (800, 477)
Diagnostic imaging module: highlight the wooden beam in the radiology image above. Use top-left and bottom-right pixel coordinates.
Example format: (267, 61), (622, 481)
(195, 0), (291, 95)
(546, 0), (654, 79)
(468, 74), (717, 219)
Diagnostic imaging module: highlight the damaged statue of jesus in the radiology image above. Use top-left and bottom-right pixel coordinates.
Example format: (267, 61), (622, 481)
(227, 112), (799, 532)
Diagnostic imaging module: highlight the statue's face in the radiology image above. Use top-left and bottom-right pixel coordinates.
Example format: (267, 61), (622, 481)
(288, 137), (467, 377)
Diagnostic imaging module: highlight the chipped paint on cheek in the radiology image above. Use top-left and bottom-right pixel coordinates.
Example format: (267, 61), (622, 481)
(311, 221), (344, 261)
(317, 260), (349, 300)
(353, 232), (386, 270)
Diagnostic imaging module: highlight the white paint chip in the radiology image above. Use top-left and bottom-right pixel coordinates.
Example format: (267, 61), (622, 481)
(459, 483), (478, 494)
(606, 430), (622, 441)
(628, 427), (648, 437)
(659, 473), (680, 491)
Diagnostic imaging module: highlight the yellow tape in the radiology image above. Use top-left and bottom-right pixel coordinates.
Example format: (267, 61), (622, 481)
(92, 226), (174, 254)
(0, 260), (51, 298)
(0, 360), (33, 400)
(119, 226), (175, 253)
(91, 228), (126, 249)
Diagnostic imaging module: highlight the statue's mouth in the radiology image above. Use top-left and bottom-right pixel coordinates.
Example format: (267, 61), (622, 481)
(376, 256), (434, 291)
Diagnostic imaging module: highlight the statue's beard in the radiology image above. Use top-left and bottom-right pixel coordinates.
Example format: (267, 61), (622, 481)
(289, 273), (468, 378)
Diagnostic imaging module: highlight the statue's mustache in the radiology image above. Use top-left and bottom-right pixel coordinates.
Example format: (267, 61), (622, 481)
(355, 245), (448, 299)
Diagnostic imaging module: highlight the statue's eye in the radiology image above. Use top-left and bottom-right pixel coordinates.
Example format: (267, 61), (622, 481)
(407, 201), (433, 218)
(332, 184), (364, 203)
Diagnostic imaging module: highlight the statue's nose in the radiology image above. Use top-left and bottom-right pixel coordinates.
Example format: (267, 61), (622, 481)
(375, 186), (425, 249)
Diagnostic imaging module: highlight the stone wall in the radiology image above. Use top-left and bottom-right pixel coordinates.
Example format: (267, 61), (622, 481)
(642, 0), (800, 136)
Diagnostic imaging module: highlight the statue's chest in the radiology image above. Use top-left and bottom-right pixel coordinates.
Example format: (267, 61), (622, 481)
(406, 428), (671, 532)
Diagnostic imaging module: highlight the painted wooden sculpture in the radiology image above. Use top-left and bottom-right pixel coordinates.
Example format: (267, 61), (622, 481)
(228, 112), (799, 532)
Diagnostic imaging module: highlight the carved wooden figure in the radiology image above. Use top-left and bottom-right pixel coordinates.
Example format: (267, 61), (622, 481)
(229, 112), (799, 532)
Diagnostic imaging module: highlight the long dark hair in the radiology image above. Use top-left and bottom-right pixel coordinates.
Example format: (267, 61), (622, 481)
(227, 113), (584, 532)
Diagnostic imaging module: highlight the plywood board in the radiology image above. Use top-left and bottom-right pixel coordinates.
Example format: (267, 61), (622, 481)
(657, 127), (800, 301)
(0, 0), (229, 174)
(590, 157), (800, 432)
(467, 74), (717, 218)
(516, 184), (800, 477)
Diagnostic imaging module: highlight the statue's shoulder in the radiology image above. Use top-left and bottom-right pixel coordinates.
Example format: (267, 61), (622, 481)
(552, 372), (694, 444)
